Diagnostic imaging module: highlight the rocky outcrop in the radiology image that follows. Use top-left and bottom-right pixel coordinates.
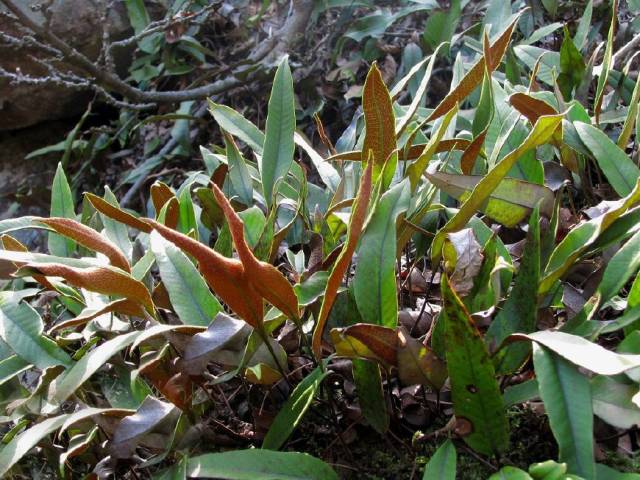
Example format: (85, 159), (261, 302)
(0, 0), (133, 130)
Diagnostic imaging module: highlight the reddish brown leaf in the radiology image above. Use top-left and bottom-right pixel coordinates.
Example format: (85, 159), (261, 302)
(211, 183), (300, 321)
(427, 15), (520, 123)
(312, 161), (373, 359)
(85, 193), (152, 233)
(152, 281), (173, 311)
(460, 130), (487, 175)
(49, 299), (145, 333)
(509, 92), (558, 124)
(150, 181), (179, 229)
(362, 63), (396, 167)
(15, 263), (154, 314)
(330, 323), (397, 367)
(144, 219), (264, 329)
(39, 217), (130, 272)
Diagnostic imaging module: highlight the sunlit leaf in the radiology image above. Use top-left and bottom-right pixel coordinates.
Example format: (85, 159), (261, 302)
(48, 163), (76, 257)
(260, 57), (295, 209)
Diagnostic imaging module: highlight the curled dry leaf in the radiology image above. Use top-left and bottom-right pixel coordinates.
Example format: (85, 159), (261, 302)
(443, 229), (483, 297)
(179, 313), (251, 375)
(39, 217), (130, 272)
(110, 396), (180, 459)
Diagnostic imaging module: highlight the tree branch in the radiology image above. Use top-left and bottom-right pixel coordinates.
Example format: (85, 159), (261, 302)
(1, 0), (315, 105)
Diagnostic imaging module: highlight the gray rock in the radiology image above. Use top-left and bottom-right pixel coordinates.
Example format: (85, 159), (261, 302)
(0, 0), (133, 130)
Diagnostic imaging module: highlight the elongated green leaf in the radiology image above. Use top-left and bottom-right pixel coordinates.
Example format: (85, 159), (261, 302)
(596, 463), (640, 479)
(432, 114), (562, 263)
(294, 132), (340, 192)
(0, 407), (131, 477)
(504, 379), (539, 407)
(353, 358), (389, 434)
(224, 132), (254, 206)
(49, 163), (76, 257)
(0, 292), (73, 369)
(533, 345), (595, 478)
(422, 439), (456, 480)
(540, 179), (640, 294)
(591, 376), (640, 429)
(0, 414), (70, 477)
(353, 180), (410, 327)
(263, 366), (328, 450)
(0, 355), (30, 386)
(618, 65), (640, 149)
(406, 105), (458, 191)
(186, 449), (339, 480)
(208, 100), (265, 154)
(558, 26), (586, 99)
(150, 231), (222, 326)
(396, 45), (444, 137)
(594, 0), (617, 122)
(593, 229), (640, 307)
(260, 57), (295, 209)
(0, 216), (43, 235)
(514, 330), (640, 375)
(427, 173), (552, 228)
(441, 275), (508, 455)
(573, 0), (592, 50)
(575, 123), (640, 197)
(99, 187), (134, 261)
(486, 207), (540, 373)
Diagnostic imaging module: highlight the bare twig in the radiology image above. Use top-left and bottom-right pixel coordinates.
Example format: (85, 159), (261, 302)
(0, 0), (315, 105)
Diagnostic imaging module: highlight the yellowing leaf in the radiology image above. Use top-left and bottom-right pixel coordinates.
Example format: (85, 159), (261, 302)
(426, 172), (554, 227)
(397, 326), (447, 390)
(330, 323), (397, 367)
(431, 113), (563, 263)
